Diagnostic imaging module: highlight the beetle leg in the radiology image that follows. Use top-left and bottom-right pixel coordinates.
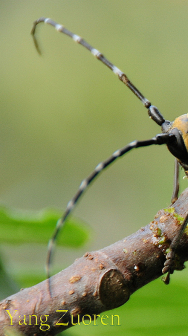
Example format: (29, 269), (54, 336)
(171, 159), (179, 204)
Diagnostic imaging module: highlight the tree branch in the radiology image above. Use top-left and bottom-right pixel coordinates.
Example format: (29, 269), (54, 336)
(1, 188), (188, 335)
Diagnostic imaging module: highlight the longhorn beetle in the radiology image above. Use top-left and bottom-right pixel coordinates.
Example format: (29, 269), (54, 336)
(31, 17), (188, 286)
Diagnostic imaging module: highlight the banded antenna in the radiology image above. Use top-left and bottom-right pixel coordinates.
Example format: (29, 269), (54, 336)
(31, 18), (186, 288)
(31, 17), (165, 122)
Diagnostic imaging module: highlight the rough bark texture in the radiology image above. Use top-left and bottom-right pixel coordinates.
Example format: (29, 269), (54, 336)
(1, 188), (188, 335)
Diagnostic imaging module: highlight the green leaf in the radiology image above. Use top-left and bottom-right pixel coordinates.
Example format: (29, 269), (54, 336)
(0, 206), (90, 247)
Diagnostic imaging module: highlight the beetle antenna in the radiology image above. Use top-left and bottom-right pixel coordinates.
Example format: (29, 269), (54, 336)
(31, 18), (179, 290)
(46, 133), (172, 285)
(31, 17), (165, 125)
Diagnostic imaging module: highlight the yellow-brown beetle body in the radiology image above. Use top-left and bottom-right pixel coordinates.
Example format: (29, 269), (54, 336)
(162, 114), (188, 176)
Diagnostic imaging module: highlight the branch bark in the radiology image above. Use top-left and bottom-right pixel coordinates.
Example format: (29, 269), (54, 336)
(1, 188), (188, 335)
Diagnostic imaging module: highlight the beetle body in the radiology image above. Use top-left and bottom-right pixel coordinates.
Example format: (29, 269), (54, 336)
(162, 114), (188, 175)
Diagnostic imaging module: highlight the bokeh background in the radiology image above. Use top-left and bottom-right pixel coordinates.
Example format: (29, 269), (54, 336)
(1, 1), (188, 335)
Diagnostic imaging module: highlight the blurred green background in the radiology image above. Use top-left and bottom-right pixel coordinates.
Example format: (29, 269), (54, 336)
(1, 1), (188, 335)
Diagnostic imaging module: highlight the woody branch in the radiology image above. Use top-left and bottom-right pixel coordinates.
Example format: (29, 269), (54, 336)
(1, 188), (188, 335)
